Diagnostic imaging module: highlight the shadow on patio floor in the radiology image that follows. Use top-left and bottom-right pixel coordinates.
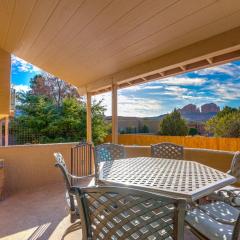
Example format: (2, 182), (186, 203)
(0, 183), (197, 240)
(0, 183), (82, 240)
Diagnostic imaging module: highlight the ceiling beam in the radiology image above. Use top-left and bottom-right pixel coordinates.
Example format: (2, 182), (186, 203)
(83, 26), (240, 94)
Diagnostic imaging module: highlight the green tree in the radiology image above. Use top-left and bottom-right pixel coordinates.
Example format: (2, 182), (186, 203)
(215, 106), (238, 118)
(205, 107), (240, 137)
(139, 124), (149, 133)
(188, 127), (198, 136)
(159, 109), (188, 136)
(11, 75), (109, 144)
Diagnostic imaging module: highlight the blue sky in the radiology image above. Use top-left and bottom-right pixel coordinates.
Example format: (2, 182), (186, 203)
(11, 55), (240, 117)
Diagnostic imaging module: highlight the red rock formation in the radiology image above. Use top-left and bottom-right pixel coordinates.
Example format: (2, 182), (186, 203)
(201, 103), (220, 113)
(179, 104), (200, 114)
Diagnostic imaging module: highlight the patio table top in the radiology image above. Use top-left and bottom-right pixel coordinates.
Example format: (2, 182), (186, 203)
(98, 157), (236, 202)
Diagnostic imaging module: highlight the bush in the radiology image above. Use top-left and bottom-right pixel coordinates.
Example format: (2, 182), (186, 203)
(205, 106), (240, 137)
(159, 109), (188, 136)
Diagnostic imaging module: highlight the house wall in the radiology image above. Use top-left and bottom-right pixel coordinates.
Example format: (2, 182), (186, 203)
(0, 143), (237, 195)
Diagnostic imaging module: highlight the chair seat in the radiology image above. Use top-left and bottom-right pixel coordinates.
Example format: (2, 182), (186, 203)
(199, 201), (240, 223)
(66, 176), (95, 210)
(186, 207), (235, 240)
(73, 176), (95, 188)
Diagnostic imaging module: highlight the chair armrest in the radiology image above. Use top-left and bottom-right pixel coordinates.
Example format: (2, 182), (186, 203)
(69, 174), (95, 180)
(68, 186), (78, 196)
(207, 189), (240, 207)
(218, 189), (240, 207)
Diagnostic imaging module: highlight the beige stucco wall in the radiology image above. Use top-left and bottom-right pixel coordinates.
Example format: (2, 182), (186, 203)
(0, 143), (237, 195)
(0, 143), (77, 194)
(125, 145), (234, 172)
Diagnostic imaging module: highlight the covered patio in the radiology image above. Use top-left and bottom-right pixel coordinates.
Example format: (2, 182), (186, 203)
(0, 0), (240, 239)
(0, 144), (238, 239)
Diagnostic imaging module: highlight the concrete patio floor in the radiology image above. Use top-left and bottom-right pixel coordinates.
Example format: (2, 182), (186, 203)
(0, 183), (197, 240)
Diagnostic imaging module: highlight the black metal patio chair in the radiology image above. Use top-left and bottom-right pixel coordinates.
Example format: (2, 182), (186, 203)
(94, 143), (126, 183)
(151, 142), (184, 160)
(186, 151), (240, 240)
(54, 151), (95, 223)
(75, 185), (186, 240)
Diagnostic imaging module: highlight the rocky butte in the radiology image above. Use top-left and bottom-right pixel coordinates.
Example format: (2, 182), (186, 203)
(106, 103), (220, 134)
(201, 103), (220, 113)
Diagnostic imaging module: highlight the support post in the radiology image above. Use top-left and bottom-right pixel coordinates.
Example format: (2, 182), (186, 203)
(0, 48), (11, 116)
(86, 92), (92, 143)
(0, 120), (2, 146)
(4, 117), (8, 146)
(112, 83), (118, 144)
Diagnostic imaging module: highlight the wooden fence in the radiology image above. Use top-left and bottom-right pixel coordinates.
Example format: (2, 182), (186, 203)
(105, 134), (240, 151)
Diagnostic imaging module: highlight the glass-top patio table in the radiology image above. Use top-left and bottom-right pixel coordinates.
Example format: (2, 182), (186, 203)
(98, 157), (236, 202)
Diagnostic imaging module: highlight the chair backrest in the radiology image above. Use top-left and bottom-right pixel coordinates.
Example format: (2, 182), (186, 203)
(230, 151), (240, 182)
(76, 186), (186, 240)
(151, 142), (184, 160)
(54, 152), (71, 191)
(71, 142), (93, 185)
(95, 143), (126, 164)
(94, 143), (126, 181)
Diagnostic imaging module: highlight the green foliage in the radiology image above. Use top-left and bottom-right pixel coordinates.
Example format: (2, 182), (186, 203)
(159, 109), (188, 136)
(205, 106), (240, 137)
(125, 126), (137, 134)
(188, 127), (198, 136)
(215, 106), (238, 118)
(11, 76), (109, 144)
(139, 124), (149, 133)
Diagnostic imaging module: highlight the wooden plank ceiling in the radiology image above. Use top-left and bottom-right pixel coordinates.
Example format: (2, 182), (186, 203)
(1, 0), (240, 94)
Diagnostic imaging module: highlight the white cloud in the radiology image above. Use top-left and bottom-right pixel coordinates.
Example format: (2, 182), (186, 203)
(195, 62), (240, 77)
(12, 84), (30, 92)
(147, 85), (188, 96)
(157, 76), (206, 86)
(118, 94), (162, 117)
(142, 85), (163, 90)
(206, 82), (240, 100)
(93, 92), (162, 117)
(11, 55), (42, 74)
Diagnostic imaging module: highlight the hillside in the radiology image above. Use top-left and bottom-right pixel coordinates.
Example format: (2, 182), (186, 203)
(106, 103), (220, 133)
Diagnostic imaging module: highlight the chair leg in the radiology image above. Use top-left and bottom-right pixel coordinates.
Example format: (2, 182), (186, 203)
(61, 221), (81, 240)
(185, 223), (209, 240)
(70, 209), (81, 223)
(70, 211), (76, 223)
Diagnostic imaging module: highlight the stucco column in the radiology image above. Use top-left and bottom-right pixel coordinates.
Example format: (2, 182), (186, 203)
(112, 83), (118, 143)
(4, 117), (8, 146)
(0, 120), (2, 146)
(0, 48), (11, 117)
(86, 92), (92, 143)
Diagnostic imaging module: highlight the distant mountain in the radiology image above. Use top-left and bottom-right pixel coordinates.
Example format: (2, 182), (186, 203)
(145, 103), (220, 122)
(201, 103), (220, 113)
(106, 103), (220, 134)
(179, 104), (200, 114)
(178, 103), (220, 122)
